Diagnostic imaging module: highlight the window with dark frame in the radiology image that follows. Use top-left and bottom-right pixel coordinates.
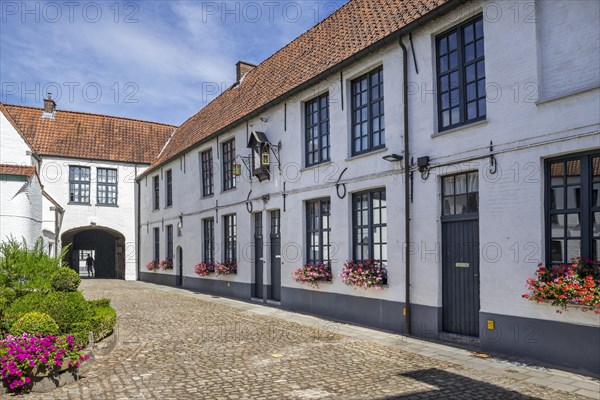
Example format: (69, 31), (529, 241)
(224, 214), (237, 262)
(305, 93), (330, 167)
(546, 153), (600, 264)
(166, 225), (173, 260)
(203, 218), (215, 262)
(437, 15), (486, 131)
(165, 170), (173, 207)
(352, 189), (387, 263)
(442, 171), (479, 216)
(306, 198), (331, 264)
(222, 139), (236, 191)
(201, 149), (214, 197)
(153, 175), (160, 210)
(69, 166), (91, 204)
(351, 67), (384, 155)
(97, 168), (117, 206)
(153, 227), (160, 261)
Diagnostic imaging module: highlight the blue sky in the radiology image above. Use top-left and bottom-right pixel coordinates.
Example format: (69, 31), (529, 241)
(0, 1), (346, 125)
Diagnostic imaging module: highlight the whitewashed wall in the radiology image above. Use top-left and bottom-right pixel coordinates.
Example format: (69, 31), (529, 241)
(138, 0), (599, 329)
(41, 157), (145, 280)
(0, 111), (34, 166)
(0, 174), (43, 246)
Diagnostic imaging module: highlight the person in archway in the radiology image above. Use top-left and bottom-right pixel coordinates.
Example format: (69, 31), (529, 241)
(86, 254), (95, 277)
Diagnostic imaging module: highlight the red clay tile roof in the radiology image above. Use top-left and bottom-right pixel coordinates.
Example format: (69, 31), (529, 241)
(0, 164), (37, 178)
(148, 0), (451, 173)
(1, 104), (175, 164)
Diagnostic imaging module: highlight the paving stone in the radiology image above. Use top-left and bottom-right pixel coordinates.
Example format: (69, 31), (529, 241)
(21, 280), (593, 400)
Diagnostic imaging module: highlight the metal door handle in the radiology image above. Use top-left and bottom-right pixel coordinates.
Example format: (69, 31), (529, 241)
(259, 257), (264, 261)
(275, 255), (281, 258)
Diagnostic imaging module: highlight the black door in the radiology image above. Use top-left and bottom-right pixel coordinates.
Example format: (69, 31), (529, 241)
(176, 247), (183, 287)
(254, 213), (264, 299)
(270, 210), (281, 301)
(441, 172), (480, 337)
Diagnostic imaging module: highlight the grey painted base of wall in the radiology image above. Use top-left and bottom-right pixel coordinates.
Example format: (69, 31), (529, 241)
(137, 275), (599, 376)
(139, 271), (177, 287)
(181, 275), (252, 301)
(280, 286), (409, 333)
(479, 312), (600, 376)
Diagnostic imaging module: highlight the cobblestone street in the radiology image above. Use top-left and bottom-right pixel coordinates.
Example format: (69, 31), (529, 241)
(22, 280), (599, 400)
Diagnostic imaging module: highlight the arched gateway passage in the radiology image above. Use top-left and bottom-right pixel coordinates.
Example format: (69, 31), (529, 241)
(61, 227), (126, 279)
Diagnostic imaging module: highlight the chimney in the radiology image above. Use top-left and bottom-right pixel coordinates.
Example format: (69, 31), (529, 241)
(42, 93), (56, 118)
(236, 61), (256, 83)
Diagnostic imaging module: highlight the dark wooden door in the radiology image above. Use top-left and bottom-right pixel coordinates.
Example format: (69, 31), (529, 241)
(441, 172), (480, 337)
(254, 213), (264, 299)
(176, 247), (183, 287)
(270, 210), (281, 301)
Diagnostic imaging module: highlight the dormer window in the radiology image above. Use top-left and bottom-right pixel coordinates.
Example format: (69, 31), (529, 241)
(248, 131), (271, 182)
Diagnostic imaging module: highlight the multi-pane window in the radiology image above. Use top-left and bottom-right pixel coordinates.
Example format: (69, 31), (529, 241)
(306, 198), (331, 264)
(305, 93), (330, 166)
(546, 153), (600, 263)
(153, 175), (160, 210)
(222, 139), (236, 191)
(224, 214), (237, 261)
(203, 218), (215, 262)
(153, 227), (160, 261)
(201, 149), (214, 197)
(166, 225), (173, 260)
(442, 172), (479, 216)
(165, 170), (173, 207)
(352, 189), (387, 262)
(351, 67), (384, 155)
(97, 168), (117, 205)
(69, 166), (90, 204)
(437, 15), (486, 131)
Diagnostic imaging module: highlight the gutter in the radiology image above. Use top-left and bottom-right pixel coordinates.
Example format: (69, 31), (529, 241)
(138, 0), (465, 179)
(136, 165), (141, 281)
(399, 38), (411, 336)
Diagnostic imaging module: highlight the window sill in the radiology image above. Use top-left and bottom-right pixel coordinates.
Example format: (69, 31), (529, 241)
(301, 160), (333, 173)
(95, 204), (119, 208)
(221, 188), (237, 194)
(202, 194), (215, 200)
(432, 119), (488, 138)
(164, 205), (173, 209)
(152, 208), (160, 212)
(345, 147), (388, 162)
(68, 202), (91, 206)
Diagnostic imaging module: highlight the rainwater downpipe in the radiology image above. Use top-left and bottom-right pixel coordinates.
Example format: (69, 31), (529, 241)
(399, 37), (411, 336)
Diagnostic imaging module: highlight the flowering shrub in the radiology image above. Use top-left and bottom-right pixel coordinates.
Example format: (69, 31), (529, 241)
(340, 259), (387, 290)
(215, 260), (237, 275)
(159, 258), (173, 271)
(194, 261), (216, 276)
(522, 258), (600, 314)
(0, 334), (89, 393)
(292, 263), (332, 288)
(145, 260), (159, 271)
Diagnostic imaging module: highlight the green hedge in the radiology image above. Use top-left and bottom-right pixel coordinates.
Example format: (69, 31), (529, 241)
(51, 267), (81, 292)
(9, 311), (59, 336)
(43, 291), (93, 333)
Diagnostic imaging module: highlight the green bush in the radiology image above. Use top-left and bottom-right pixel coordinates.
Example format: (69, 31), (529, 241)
(3, 292), (46, 326)
(9, 311), (59, 336)
(0, 238), (65, 296)
(88, 298), (111, 309)
(42, 291), (93, 333)
(51, 267), (81, 292)
(90, 306), (116, 341)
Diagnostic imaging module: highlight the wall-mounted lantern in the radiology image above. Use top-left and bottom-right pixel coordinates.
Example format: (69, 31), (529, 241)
(248, 131), (272, 182)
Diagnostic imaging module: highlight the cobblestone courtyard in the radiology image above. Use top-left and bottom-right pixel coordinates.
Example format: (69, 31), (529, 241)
(22, 280), (599, 400)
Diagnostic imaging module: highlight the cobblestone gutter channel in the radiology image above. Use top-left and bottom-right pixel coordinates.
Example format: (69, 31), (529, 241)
(22, 280), (599, 400)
